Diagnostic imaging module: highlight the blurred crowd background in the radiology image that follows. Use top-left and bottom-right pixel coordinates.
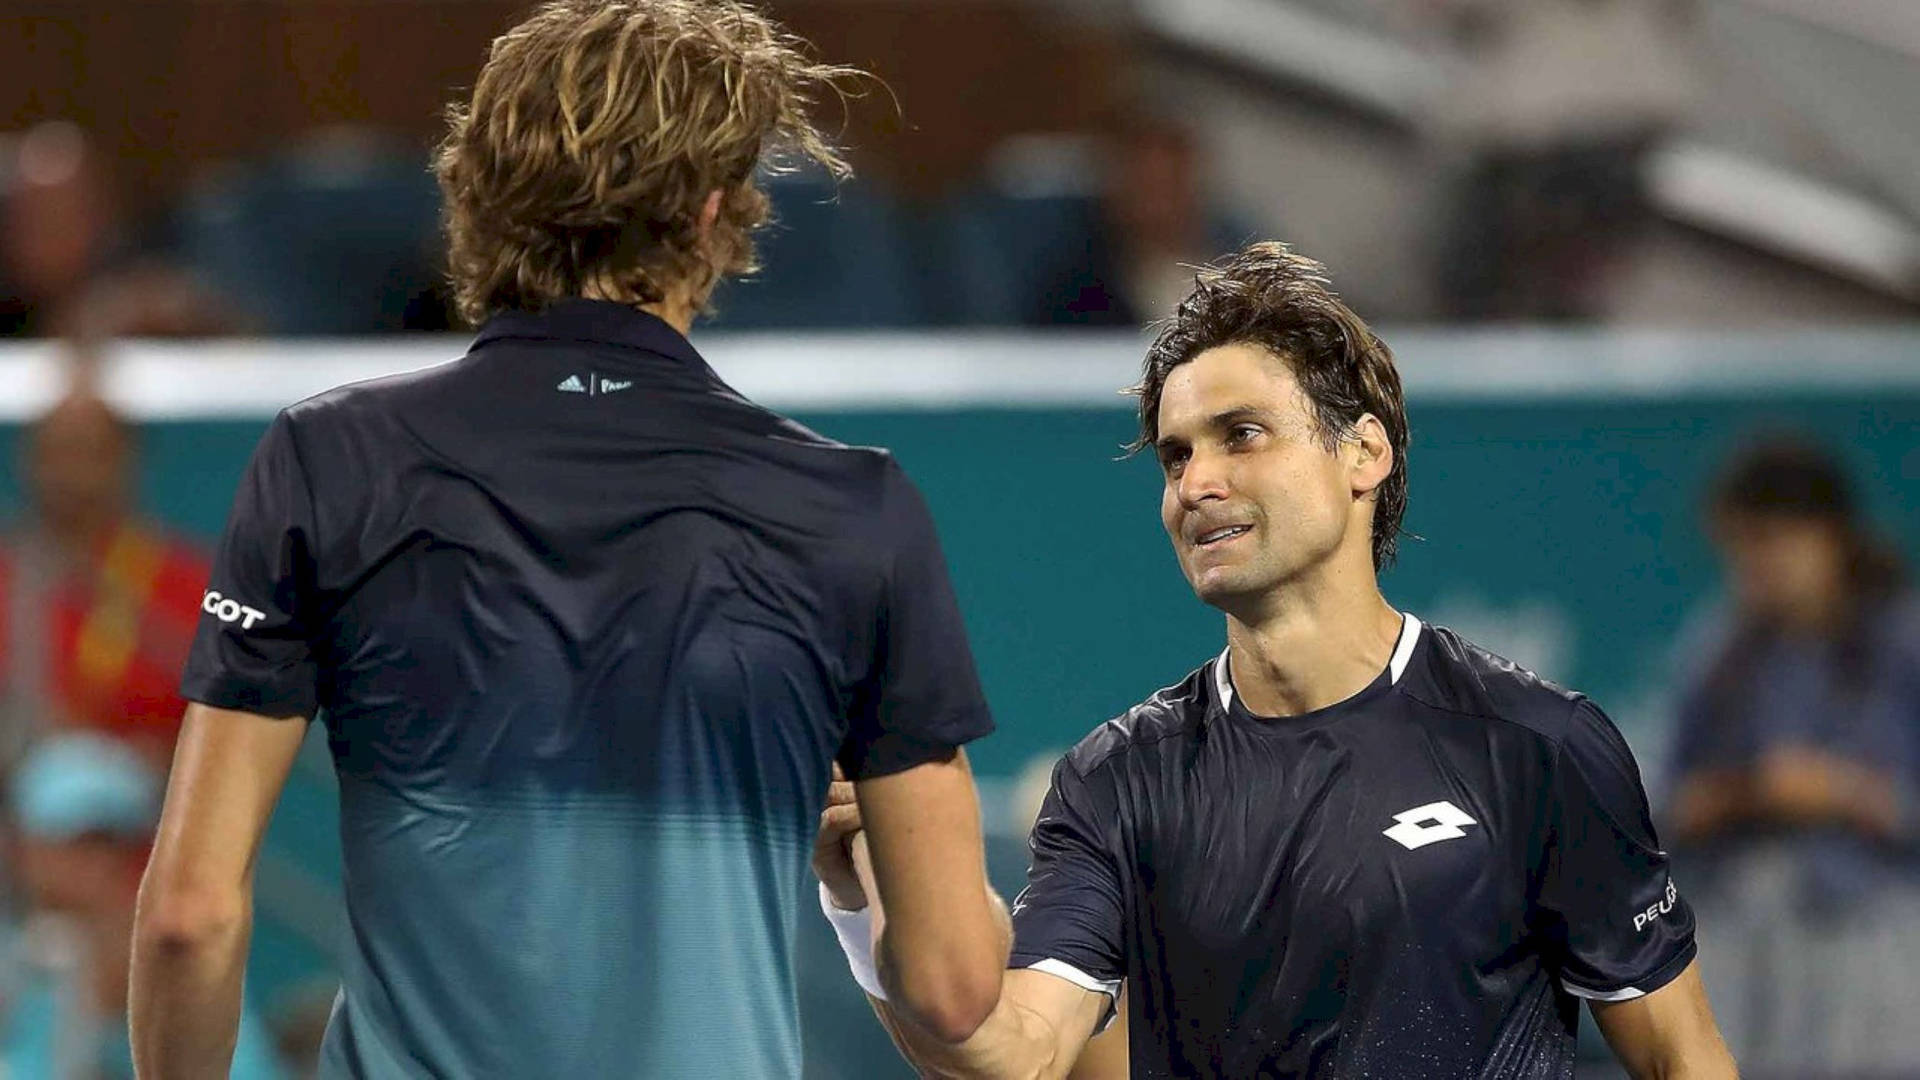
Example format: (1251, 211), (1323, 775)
(0, 0), (1915, 1077)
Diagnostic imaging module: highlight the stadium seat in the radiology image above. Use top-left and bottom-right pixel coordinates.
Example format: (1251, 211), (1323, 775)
(934, 189), (1111, 326)
(708, 172), (925, 329)
(177, 130), (446, 336)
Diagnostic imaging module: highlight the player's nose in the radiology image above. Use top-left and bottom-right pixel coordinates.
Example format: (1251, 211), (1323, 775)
(1174, 449), (1232, 510)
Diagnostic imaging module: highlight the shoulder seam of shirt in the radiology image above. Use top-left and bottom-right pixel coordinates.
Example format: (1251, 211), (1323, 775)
(274, 408), (324, 545)
(1544, 696), (1664, 856)
(1395, 682), (1587, 754)
(873, 455), (910, 585)
(1397, 628), (1588, 748)
(1065, 695), (1209, 781)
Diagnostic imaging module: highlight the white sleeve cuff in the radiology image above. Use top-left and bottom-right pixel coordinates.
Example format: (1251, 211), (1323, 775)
(1561, 978), (1647, 1002)
(1023, 958), (1122, 1032)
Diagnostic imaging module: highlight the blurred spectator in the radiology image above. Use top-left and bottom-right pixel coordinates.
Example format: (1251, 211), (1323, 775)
(0, 122), (231, 341)
(712, 120), (1249, 329)
(1666, 436), (1920, 1077)
(0, 124), (121, 338)
(1025, 121), (1244, 327)
(0, 733), (284, 1079)
(65, 265), (243, 344)
(0, 382), (208, 769)
(1424, 0), (1696, 320)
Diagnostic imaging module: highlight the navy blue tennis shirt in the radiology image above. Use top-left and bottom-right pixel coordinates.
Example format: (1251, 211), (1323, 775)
(1010, 616), (1696, 1078)
(181, 300), (995, 1078)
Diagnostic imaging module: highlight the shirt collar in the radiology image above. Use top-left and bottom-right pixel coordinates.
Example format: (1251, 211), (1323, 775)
(1213, 613), (1424, 716)
(471, 299), (707, 369)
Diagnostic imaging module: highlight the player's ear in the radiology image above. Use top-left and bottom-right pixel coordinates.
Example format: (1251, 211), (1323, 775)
(698, 189), (724, 238)
(1349, 413), (1392, 498)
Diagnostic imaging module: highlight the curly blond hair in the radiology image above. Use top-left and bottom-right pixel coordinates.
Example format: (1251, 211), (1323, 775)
(435, 0), (858, 324)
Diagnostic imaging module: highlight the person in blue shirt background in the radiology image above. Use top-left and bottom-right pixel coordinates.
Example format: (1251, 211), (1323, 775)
(1667, 435), (1920, 1078)
(1, 733), (283, 1080)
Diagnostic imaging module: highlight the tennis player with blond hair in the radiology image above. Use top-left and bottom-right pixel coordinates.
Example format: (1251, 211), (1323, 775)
(131, 4), (1009, 1075)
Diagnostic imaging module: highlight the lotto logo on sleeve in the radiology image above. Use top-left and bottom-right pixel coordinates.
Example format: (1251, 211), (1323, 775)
(201, 590), (267, 630)
(1632, 880), (1681, 932)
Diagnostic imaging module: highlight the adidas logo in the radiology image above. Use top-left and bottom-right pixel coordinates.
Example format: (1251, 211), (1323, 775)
(601, 378), (632, 394)
(556, 375), (588, 393)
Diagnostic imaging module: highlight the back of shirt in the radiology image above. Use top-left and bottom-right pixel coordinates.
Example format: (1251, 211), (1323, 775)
(181, 302), (994, 1078)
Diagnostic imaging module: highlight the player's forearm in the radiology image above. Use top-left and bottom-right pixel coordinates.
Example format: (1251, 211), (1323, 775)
(854, 823), (1011, 1042)
(850, 863), (1055, 1076)
(872, 904), (1076, 1079)
(870, 874), (1012, 1041)
(128, 884), (253, 1078)
(866, 980), (1066, 1080)
(1619, 1044), (1739, 1080)
(1593, 966), (1737, 1080)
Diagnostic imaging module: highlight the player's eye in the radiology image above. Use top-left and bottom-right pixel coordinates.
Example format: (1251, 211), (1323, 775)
(1158, 447), (1189, 476)
(1225, 424), (1262, 447)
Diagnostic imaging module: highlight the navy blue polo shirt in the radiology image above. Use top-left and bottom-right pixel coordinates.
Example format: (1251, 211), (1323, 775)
(182, 300), (994, 1078)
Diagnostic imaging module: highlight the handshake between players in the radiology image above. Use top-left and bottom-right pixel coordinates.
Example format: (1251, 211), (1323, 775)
(811, 246), (1738, 1080)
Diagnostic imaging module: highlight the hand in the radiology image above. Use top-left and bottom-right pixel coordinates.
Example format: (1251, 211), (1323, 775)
(814, 764), (868, 911)
(1753, 745), (1831, 804)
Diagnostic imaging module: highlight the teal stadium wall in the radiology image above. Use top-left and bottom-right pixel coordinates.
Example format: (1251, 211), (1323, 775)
(1, 332), (1916, 1073)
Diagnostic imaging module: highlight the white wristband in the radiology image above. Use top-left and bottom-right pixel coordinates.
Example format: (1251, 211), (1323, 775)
(819, 882), (888, 1001)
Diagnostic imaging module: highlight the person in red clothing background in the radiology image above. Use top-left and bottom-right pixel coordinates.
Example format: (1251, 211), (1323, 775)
(0, 379), (208, 769)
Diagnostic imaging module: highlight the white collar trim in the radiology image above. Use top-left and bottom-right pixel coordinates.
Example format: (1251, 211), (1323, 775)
(1214, 613), (1424, 712)
(1389, 612), (1424, 683)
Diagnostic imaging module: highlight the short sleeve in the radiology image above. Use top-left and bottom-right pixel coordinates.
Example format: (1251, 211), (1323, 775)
(1008, 759), (1125, 1012)
(178, 412), (322, 719)
(1538, 698), (1697, 1002)
(837, 462), (994, 779)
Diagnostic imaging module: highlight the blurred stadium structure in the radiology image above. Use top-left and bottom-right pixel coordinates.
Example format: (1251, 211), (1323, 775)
(2, 0), (1918, 334)
(0, 1), (1916, 1077)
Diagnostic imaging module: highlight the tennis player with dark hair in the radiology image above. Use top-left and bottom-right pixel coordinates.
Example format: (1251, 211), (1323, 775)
(130, 3), (1009, 1076)
(816, 241), (1736, 1078)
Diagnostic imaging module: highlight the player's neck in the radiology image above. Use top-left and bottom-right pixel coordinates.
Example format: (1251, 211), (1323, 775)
(578, 280), (699, 337)
(637, 297), (697, 337)
(1223, 566), (1401, 718)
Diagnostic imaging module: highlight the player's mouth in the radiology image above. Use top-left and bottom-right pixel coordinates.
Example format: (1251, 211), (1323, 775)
(1194, 524), (1252, 548)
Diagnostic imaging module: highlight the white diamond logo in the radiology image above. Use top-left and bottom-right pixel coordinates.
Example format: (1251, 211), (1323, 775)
(557, 374), (588, 393)
(1382, 800), (1477, 850)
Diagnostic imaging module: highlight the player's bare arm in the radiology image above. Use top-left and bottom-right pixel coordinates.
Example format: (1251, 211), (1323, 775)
(868, 963), (1108, 1080)
(816, 775), (1110, 1078)
(834, 752), (1013, 1042)
(1063, 984), (1129, 1079)
(130, 702), (308, 1078)
(1589, 961), (1738, 1079)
